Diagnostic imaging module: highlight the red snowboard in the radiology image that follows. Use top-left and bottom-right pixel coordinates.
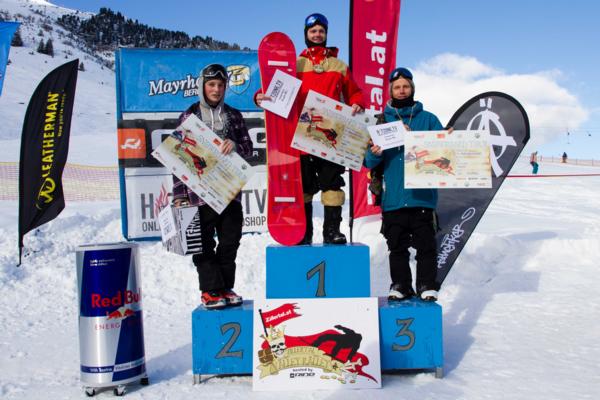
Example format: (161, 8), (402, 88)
(258, 32), (306, 246)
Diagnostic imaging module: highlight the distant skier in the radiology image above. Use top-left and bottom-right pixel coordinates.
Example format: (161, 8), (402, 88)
(530, 151), (539, 174)
(172, 63), (253, 309)
(256, 13), (364, 245)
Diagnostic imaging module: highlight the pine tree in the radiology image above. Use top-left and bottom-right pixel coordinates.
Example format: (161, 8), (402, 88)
(78, 62), (85, 71)
(36, 39), (45, 54)
(45, 38), (54, 57)
(11, 30), (23, 47)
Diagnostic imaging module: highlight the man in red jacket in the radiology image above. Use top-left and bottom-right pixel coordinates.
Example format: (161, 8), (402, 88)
(258, 13), (364, 245)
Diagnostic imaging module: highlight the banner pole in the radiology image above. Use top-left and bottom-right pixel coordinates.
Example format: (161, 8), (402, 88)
(348, 0), (355, 243)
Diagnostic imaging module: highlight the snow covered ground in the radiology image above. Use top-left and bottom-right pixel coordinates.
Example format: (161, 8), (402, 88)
(1, 156), (599, 399)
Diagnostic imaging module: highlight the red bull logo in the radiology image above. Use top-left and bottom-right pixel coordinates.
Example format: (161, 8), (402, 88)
(106, 306), (136, 321)
(91, 289), (141, 309)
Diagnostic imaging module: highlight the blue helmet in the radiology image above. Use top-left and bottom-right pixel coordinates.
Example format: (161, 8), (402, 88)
(305, 13), (328, 32)
(389, 67), (413, 82)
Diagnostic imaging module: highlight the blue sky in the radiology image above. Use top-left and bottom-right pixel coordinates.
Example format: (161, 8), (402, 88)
(52, 0), (600, 159)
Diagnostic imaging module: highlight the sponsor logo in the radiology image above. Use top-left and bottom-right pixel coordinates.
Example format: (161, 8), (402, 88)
(466, 97), (517, 177)
(227, 65), (251, 94)
(90, 289), (141, 324)
(118, 129), (146, 159)
(35, 92), (62, 210)
(106, 306), (136, 321)
(437, 207), (476, 268)
(91, 289), (141, 309)
(146, 65), (252, 98)
(148, 74), (200, 98)
(363, 29), (391, 114)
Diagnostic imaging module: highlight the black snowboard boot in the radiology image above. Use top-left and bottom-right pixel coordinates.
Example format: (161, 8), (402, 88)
(323, 206), (347, 244)
(299, 202), (313, 245)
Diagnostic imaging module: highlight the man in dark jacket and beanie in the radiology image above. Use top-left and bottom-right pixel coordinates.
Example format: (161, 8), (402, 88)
(257, 13), (364, 245)
(173, 63), (253, 309)
(365, 67), (451, 302)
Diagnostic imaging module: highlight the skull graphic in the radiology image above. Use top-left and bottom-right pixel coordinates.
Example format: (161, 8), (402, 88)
(270, 336), (287, 358)
(261, 325), (287, 359)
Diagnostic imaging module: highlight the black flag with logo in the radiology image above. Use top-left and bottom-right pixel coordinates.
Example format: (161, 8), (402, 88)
(436, 92), (529, 284)
(18, 59), (78, 264)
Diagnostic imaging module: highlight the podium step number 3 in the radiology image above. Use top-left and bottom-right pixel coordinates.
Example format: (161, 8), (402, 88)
(379, 298), (443, 378)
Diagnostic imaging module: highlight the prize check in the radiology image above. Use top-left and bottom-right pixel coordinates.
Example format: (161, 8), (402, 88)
(260, 69), (302, 118)
(404, 129), (492, 189)
(291, 90), (375, 171)
(367, 120), (406, 150)
(152, 114), (254, 213)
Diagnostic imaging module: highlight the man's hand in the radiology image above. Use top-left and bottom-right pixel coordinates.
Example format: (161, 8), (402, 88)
(256, 93), (272, 107)
(351, 103), (363, 116)
(220, 139), (235, 155)
(173, 199), (188, 207)
(370, 144), (383, 156)
(368, 139), (383, 156)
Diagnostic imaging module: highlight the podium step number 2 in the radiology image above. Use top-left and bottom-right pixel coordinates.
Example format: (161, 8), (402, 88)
(192, 301), (253, 383)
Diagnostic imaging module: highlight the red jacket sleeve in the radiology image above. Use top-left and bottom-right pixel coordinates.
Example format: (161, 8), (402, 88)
(342, 67), (364, 107)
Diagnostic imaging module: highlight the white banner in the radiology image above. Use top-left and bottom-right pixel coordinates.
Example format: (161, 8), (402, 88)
(124, 168), (267, 239)
(124, 170), (171, 238)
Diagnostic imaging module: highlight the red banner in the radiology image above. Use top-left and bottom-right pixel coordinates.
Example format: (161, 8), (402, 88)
(260, 303), (301, 327)
(349, 0), (401, 220)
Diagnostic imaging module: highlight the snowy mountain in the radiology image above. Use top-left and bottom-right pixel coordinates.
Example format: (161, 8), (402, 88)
(0, 0), (245, 142)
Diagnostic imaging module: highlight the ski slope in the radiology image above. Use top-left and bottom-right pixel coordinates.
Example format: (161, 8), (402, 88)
(1, 157), (599, 399)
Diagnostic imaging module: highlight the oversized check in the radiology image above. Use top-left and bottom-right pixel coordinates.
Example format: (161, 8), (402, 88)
(404, 129), (492, 189)
(291, 90), (375, 171)
(152, 114), (254, 213)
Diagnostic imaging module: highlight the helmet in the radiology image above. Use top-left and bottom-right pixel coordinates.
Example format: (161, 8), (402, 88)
(305, 13), (328, 31)
(389, 67), (413, 82)
(202, 63), (228, 82)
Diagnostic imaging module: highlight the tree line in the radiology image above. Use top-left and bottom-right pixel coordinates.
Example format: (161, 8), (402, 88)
(57, 7), (247, 52)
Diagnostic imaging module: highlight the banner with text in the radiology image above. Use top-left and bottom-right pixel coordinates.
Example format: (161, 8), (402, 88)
(115, 48), (266, 240)
(435, 92), (529, 284)
(349, 0), (401, 228)
(18, 60), (78, 262)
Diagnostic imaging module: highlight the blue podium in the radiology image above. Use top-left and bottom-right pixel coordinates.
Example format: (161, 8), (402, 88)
(378, 297), (443, 378)
(265, 243), (370, 298)
(190, 242), (445, 383)
(191, 300), (253, 383)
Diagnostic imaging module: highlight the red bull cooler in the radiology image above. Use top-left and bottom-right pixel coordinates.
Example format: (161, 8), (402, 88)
(76, 242), (148, 396)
